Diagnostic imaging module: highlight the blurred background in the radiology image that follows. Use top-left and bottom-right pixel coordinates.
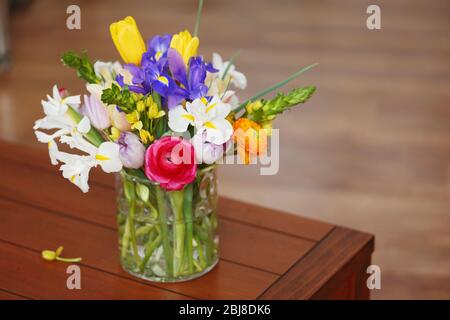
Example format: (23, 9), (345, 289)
(0, 0), (449, 299)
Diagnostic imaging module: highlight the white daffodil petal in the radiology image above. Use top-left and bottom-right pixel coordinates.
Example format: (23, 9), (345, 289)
(168, 105), (193, 133)
(204, 119), (233, 145)
(212, 53), (223, 70)
(77, 116), (91, 134)
(47, 140), (60, 165)
(96, 142), (123, 173)
(52, 85), (61, 101)
(60, 157), (93, 193)
(212, 101), (231, 119)
(64, 95), (81, 106)
(222, 91), (239, 109)
(231, 70), (247, 89)
(186, 98), (207, 115)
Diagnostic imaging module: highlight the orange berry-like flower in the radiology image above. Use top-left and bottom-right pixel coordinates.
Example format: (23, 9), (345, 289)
(233, 118), (268, 164)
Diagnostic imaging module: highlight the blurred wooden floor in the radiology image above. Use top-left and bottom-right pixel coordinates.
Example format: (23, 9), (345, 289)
(0, 0), (449, 299)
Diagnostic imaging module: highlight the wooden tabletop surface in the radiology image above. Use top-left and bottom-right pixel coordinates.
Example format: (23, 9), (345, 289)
(0, 140), (374, 299)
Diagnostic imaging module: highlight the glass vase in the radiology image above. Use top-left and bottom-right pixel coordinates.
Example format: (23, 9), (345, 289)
(116, 166), (219, 282)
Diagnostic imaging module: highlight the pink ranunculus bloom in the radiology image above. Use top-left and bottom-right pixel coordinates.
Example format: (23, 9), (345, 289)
(144, 136), (197, 191)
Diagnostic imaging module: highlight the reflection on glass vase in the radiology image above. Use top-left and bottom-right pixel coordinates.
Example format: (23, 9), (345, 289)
(116, 165), (219, 282)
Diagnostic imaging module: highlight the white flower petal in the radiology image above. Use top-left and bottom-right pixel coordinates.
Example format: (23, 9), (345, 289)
(52, 85), (61, 101)
(212, 53), (223, 70)
(204, 119), (233, 145)
(77, 116), (91, 134)
(231, 70), (247, 89)
(168, 105), (193, 133)
(222, 90), (239, 109)
(47, 140), (60, 165)
(96, 142), (123, 173)
(64, 95), (81, 106)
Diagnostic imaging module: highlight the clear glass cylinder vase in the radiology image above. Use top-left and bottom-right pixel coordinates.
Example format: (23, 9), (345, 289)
(116, 166), (219, 282)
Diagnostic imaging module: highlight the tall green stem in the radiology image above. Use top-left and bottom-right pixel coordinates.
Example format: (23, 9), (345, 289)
(128, 199), (141, 267)
(139, 231), (162, 272)
(170, 190), (185, 276)
(183, 184), (194, 274)
(155, 186), (173, 277)
(234, 63), (319, 113)
(120, 217), (130, 258)
(193, 0), (204, 37)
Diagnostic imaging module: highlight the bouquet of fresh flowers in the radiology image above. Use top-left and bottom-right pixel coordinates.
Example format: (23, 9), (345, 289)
(33, 4), (316, 282)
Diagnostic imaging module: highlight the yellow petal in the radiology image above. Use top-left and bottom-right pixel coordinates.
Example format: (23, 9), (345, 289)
(110, 16), (146, 65)
(95, 154), (111, 161)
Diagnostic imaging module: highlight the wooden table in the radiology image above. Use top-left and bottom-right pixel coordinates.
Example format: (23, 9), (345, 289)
(0, 140), (374, 300)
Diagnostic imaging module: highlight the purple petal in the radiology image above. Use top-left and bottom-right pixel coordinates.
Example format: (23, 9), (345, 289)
(168, 48), (188, 87)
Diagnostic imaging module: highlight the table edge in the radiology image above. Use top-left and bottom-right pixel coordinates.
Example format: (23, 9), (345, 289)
(258, 226), (375, 300)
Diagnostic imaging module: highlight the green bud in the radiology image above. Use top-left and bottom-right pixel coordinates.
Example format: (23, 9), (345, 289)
(136, 183), (150, 203)
(42, 250), (57, 261)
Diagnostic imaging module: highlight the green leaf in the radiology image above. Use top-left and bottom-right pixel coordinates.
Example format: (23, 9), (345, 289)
(61, 51), (101, 84)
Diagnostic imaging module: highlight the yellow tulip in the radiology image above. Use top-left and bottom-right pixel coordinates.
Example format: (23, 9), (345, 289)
(110, 16), (146, 65)
(170, 30), (199, 65)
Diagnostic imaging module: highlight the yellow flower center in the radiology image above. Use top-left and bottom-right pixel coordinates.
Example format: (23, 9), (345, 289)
(95, 154), (110, 161)
(157, 76), (169, 86)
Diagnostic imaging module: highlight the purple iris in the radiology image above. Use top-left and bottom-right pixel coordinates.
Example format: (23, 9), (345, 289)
(167, 48), (218, 108)
(122, 52), (176, 98)
(147, 34), (172, 62)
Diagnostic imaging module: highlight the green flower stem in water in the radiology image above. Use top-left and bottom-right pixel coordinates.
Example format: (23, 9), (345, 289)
(136, 225), (153, 238)
(183, 184), (194, 274)
(140, 232), (162, 272)
(122, 175), (140, 267)
(203, 216), (214, 265)
(121, 217), (131, 259)
(155, 186), (174, 277)
(169, 190), (185, 276)
(127, 198), (141, 267)
(194, 235), (207, 269)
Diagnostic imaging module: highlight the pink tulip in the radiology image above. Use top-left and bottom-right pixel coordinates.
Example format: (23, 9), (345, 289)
(144, 136), (196, 191)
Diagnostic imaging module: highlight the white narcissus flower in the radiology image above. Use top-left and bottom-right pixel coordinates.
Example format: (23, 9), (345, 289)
(34, 85), (83, 143)
(93, 60), (133, 86)
(95, 142), (123, 173)
(94, 61), (122, 83)
(34, 116), (91, 144)
(34, 85), (123, 193)
(169, 96), (233, 145)
(59, 154), (94, 193)
(211, 53), (247, 90)
(41, 84), (81, 117)
(53, 140), (123, 193)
